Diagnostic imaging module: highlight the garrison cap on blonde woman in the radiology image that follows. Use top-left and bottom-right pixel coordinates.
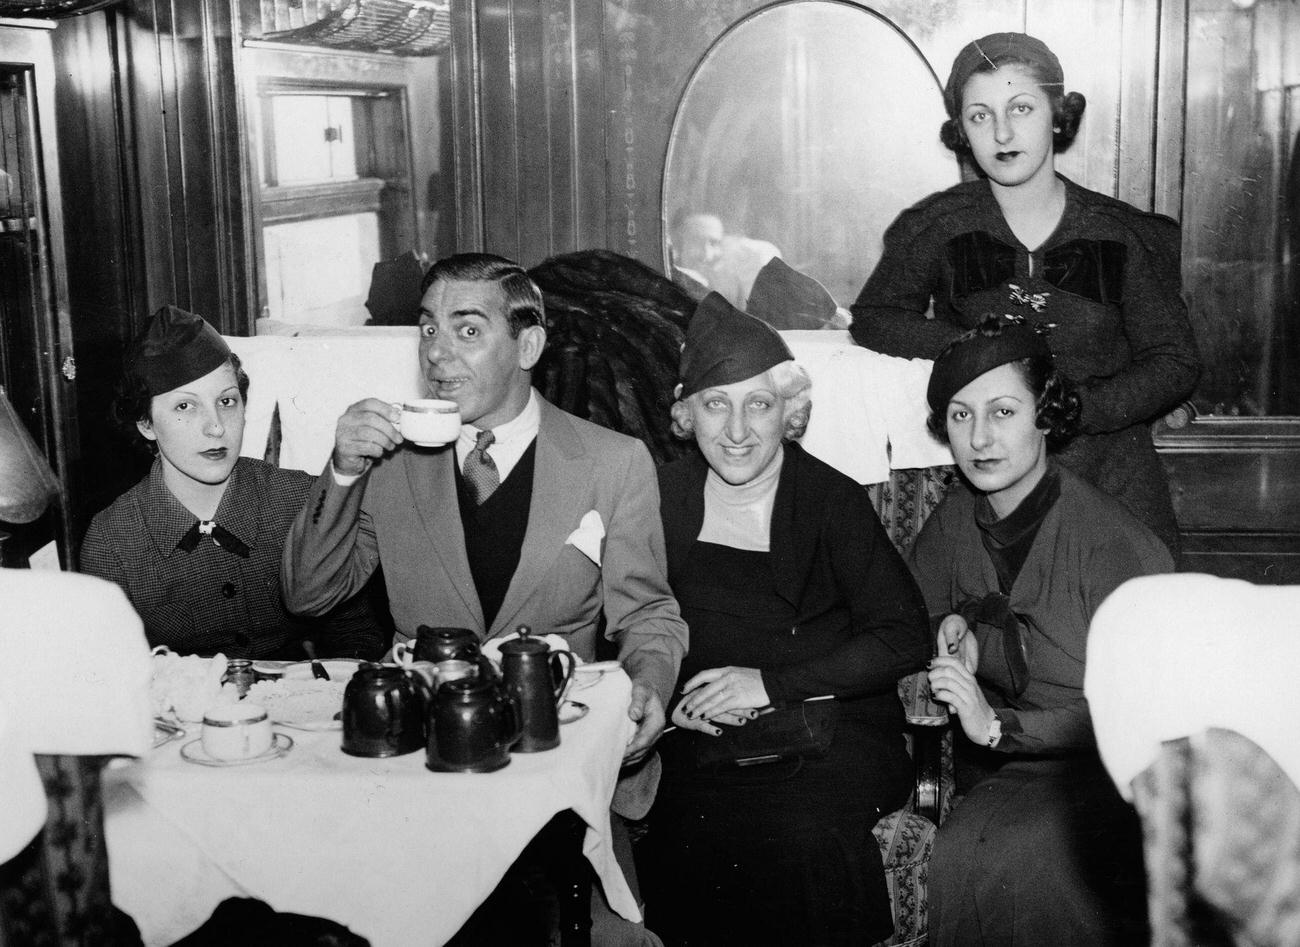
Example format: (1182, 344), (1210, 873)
(676, 292), (793, 399)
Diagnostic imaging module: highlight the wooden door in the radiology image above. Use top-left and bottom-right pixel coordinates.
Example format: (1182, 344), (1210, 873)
(0, 20), (79, 567)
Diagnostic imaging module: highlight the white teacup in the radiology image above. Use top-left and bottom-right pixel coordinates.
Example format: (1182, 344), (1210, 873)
(397, 399), (461, 446)
(201, 703), (273, 761)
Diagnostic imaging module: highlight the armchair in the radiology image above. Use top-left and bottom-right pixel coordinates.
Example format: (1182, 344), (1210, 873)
(865, 465), (958, 947)
(1086, 572), (1300, 946)
(1129, 728), (1300, 947)
(0, 571), (154, 946)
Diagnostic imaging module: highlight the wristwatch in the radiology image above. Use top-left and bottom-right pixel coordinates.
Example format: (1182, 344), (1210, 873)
(986, 713), (1003, 748)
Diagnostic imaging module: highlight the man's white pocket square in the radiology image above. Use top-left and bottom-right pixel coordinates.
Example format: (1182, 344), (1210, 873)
(565, 510), (605, 566)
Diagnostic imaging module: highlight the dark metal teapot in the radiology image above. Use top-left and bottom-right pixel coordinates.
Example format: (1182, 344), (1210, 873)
(341, 663), (431, 758)
(413, 625), (480, 663)
(499, 627), (576, 753)
(426, 676), (521, 773)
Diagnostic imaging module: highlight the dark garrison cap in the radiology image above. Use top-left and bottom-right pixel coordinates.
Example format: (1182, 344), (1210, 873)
(746, 257), (838, 331)
(129, 305), (232, 396)
(944, 32), (1064, 118)
(926, 316), (1052, 415)
(677, 292), (793, 399)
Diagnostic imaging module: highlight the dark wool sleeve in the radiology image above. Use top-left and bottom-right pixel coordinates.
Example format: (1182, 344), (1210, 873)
(849, 202), (966, 358)
(1076, 211), (1201, 432)
(762, 475), (931, 704)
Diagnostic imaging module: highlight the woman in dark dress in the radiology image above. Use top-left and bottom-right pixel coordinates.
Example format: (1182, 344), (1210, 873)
(81, 306), (381, 660)
(912, 317), (1172, 946)
(638, 293), (930, 946)
(850, 32), (1199, 553)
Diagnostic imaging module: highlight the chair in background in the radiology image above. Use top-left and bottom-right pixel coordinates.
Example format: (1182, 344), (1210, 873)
(0, 571), (154, 947)
(1087, 572), (1300, 947)
(1130, 728), (1300, 946)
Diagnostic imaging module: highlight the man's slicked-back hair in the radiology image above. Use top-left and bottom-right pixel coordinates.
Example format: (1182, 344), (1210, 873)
(420, 252), (545, 338)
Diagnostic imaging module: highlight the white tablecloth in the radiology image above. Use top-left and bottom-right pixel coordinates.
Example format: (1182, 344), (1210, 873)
(229, 328), (951, 484)
(228, 331), (425, 475)
(105, 670), (639, 946)
(1086, 573), (1300, 801)
(783, 330), (952, 482)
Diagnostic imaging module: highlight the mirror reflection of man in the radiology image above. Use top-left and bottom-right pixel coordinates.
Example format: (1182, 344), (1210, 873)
(668, 209), (724, 295)
(669, 209), (782, 312)
(283, 253), (686, 770)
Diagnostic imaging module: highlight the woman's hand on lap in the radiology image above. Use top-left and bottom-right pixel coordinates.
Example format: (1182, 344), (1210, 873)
(679, 666), (769, 723)
(669, 701), (756, 736)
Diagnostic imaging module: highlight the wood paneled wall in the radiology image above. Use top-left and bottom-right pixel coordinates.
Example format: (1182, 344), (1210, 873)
(30, 0), (1300, 578)
(451, 0), (1299, 582)
(453, 0), (1173, 268)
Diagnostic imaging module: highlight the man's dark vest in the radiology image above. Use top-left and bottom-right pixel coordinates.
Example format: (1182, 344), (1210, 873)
(454, 440), (537, 630)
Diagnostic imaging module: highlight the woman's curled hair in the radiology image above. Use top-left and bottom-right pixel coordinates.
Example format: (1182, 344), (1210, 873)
(926, 354), (1081, 451)
(940, 49), (1087, 156)
(670, 360), (812, 443)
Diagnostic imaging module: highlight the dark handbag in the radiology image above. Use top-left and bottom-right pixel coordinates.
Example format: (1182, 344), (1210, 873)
(689, 699), (838, 772)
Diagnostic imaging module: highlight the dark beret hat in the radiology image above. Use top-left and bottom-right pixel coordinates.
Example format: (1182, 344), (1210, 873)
(944, 32), (1064, 118)
(926, 317), (1052, 415)
(746, 257), (838, 331)
(678, 292), (793, 399)
(129, 305), (231, 396)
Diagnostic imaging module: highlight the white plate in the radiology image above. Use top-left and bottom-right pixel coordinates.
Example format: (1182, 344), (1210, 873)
(180, 732), (294, 767)
(244, 677), (348, 730)
(274, 714), (343, 732)
(281, 659), (362, 682)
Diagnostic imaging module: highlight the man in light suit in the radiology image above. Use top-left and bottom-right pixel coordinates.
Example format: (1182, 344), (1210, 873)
(282, 251), (686, 762)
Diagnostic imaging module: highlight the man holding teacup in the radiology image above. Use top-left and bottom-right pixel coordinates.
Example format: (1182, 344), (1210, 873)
(281, 251), (687, 808)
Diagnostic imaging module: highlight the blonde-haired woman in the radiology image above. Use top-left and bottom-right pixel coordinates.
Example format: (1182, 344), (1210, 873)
(639, 293), (930, 946)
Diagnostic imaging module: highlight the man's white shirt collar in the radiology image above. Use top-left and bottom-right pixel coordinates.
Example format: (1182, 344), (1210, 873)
(455, 388), (540, 482)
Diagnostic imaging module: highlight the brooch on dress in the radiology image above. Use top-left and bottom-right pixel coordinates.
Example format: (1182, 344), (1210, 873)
(1008, 283), (1051, 313)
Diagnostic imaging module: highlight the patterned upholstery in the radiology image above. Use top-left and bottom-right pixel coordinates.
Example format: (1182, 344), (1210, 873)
(1130, 728), (1300, 947)
(870, 809), (937, 947)
(866, 465), (958, 947)
(0, 755), (138, 947)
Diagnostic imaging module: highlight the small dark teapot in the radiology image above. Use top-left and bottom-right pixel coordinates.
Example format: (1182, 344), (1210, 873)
(341, 663), (431, 758)
(500, 627), (576, 753)
(426, 677), (521, 773)
(394, 625), (480, 667)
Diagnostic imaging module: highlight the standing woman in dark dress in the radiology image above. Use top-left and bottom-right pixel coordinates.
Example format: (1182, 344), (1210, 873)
(639, 293), (930, 946)
(850, 32), (1199, 553)
(913, 317), (1172, 945)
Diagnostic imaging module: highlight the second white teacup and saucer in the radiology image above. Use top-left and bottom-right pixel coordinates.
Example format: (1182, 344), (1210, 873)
(396, 399), (461, 447)
(180, 703), (293, 767)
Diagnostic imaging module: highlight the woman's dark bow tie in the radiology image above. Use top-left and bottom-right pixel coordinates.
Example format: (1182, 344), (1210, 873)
(178, 519), (250, 558)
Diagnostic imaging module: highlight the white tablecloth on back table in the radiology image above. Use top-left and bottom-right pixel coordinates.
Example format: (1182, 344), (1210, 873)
(105, 671), (638, 946)
(228, 328), (951, 484)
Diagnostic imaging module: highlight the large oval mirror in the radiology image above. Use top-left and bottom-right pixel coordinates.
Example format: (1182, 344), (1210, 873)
(663, 1), (956, 323)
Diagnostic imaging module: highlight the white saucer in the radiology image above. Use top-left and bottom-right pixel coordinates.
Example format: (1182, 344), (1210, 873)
(571, 660), (620, 691)
(180, 732), (294, 767)
(558, 700), (589, 724)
